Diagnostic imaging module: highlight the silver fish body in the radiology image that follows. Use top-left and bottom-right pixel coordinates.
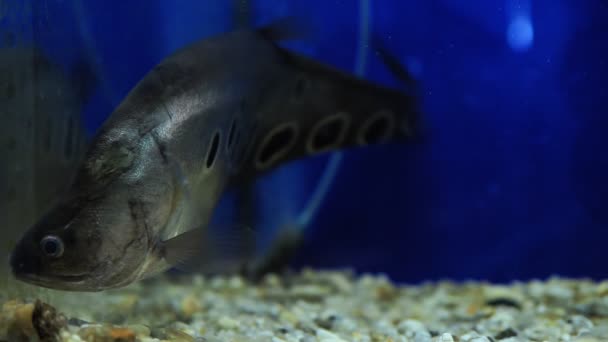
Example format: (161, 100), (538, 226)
(9, 24), (420, 291)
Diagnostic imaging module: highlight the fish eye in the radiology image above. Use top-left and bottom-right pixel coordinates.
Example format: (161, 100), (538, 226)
(40, 235), (64, 258)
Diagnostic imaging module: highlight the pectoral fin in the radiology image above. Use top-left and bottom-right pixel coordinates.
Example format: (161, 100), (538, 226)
(160, 224), (256, 275)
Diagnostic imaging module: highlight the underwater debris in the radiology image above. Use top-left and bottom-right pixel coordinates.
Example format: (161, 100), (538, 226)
(2, 271), (608, 341)
(0, 299), (66, 342)
(32, 300), (67, 341)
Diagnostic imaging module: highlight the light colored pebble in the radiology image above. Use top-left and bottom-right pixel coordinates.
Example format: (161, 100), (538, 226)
(218, 316), (239, 329)
(437, 333), (455, 342)
(316, 328), (348, 342)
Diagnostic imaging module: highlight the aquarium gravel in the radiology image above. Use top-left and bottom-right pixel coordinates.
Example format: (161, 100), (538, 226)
(2, 269), (608, 341)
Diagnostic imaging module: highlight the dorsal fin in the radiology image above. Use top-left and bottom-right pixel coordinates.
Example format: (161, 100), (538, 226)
(256, 16), (313, 42)
(372, 35), (417, 93)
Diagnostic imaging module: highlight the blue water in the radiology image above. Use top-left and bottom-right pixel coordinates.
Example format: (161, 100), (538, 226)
(21, 0), (608, 283)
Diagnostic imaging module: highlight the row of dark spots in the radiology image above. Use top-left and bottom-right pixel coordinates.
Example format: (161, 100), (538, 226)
(253, 110), (396, 170)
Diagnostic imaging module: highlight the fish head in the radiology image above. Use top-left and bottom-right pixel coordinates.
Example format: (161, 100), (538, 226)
(8, 195), (122, 291)
(10, 125), (178, 291)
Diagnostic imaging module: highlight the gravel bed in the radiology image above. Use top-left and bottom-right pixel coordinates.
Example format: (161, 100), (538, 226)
(1, 269), (607, 341)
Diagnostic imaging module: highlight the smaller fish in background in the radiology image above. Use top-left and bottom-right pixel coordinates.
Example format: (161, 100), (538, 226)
(0, 45), (97, 268)
(9, 17), (421, 291)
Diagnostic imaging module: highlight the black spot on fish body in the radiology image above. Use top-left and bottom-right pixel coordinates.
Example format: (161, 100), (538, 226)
(255, 122), (298, 169)
(205, 131), (221, 169)
(307, 112), (350, 154)
(227, 118), (237, 150)
(358, 110), (395, 145)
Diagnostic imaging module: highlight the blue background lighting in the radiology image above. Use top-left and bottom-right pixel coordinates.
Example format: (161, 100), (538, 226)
(16, 0), (608, 283)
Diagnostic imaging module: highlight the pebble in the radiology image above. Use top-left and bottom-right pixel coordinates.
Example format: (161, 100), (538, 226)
(437, 333), (455, 342)
(325, 272), (353, 294)
(460, 333), (492, 342)
(181, 294), (202, 318)
(108, 327), (136, 341)
(316, 328), (348, 342)
(218, 316), (240, 329)
(289, 284), (331, 301)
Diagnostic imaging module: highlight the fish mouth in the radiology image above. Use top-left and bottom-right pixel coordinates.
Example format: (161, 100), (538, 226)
(13, 271), (90, 287)
(9, 259), (90, 287)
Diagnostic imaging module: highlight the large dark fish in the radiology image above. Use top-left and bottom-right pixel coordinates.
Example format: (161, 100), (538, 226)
(9, 20), (421, 291)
